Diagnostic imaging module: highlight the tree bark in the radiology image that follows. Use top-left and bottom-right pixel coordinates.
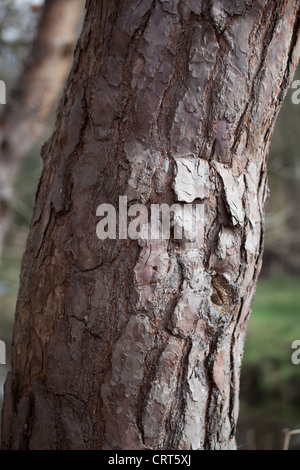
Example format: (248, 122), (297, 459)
(2, 0), (300, 450)
(0, 0), (85, 258)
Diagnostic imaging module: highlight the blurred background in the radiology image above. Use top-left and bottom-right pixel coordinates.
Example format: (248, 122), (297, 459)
(0, 0), (299, 451)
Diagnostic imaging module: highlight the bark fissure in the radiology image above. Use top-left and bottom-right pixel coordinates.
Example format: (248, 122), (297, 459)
(203, 332), (220, 450)
(232, 1), (283, 152)
(135, 336), (169, 446)
(229, 299), (244, 439)
(163, 337), (192, 450)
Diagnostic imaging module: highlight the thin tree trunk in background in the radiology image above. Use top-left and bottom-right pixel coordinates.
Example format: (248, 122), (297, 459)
(0, 0), (85, 257)
(2, 0), (300, 450)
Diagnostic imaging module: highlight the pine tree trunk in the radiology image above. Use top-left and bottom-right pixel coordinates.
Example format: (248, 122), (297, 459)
(2, 0), (300, 450)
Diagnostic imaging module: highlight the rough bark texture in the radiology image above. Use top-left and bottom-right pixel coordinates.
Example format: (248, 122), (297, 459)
(0, 0), (85, 258)
(2, 0), (300, 450)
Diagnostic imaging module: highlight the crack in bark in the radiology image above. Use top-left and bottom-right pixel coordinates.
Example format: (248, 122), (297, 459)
(163, 337), (192, 450)
(232, 1), (283, 152)
(228, 299), (244, 439)
(22, 392), (35, 450)
(115, 0), (157, 182)
(203, 333), (219, 450)
(200, 35), (230, 160)
(157, 11), (194, 153)
(135, 334), (169, 447)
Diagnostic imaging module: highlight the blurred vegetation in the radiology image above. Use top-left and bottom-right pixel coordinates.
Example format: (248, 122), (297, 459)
(237, 274), (300, 450)
(0, 141), (42, 321)
(0, 0), (42, 88)
(263, 66), (300, 274)
(241, 275), (300, 416)
(0, 0), (300, 450)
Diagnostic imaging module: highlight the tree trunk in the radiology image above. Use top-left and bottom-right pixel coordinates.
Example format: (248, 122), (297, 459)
(0, 0), (85, 258)
(2, 0), (300, 450)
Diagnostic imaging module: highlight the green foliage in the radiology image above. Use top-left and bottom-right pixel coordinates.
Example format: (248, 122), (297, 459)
(241, 275), (300, 421)
(265, 68), (300, 271)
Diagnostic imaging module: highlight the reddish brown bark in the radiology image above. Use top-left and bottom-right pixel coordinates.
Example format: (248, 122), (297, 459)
(0, 0), (85, 257)
(1, 0), (300, 450)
